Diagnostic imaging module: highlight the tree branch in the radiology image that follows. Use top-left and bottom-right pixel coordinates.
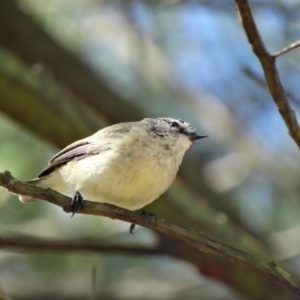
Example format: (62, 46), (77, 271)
(273, 39), (300, 57)
(1, 171), (300, 297)
(0, 0), (143, 124)
(0, 233), (291, 299)
(235, 0), (300, 150)
(0, 234), (165, 256)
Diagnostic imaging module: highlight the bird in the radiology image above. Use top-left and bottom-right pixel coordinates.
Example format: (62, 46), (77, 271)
(19, 118), (207, 214)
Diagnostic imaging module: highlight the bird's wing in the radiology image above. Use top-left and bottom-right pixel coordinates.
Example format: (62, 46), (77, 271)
(38, 122), (134, 177)
(38, 136), (111, 177)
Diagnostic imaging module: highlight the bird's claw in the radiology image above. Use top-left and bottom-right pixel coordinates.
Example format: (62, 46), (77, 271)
(129, 210), (157, 234)
(70, 191), (84, 217)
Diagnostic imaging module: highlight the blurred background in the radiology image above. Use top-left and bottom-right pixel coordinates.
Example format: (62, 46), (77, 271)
(0, 0), (300, 299)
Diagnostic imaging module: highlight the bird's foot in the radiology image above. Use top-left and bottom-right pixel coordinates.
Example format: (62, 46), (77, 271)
(129, 223), (136, 234)
(70, 191), (84, 218)
(129, 210), (157, 234)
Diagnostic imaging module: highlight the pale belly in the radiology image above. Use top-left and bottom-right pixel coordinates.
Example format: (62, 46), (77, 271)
(45, 149), (179, 210)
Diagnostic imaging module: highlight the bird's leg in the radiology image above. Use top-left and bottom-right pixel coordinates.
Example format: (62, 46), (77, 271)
(71, 191), (84, 217)
(129, 210), (157, 234)
(129, 223), (136, 234)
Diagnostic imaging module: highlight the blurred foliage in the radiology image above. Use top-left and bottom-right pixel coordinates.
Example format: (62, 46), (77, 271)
(1, 0), (300, 299)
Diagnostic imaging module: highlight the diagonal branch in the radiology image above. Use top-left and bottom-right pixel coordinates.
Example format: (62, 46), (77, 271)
(1, 171), (300, 297)
(234, 0), (300, 149)
(0, 0), (143, 124)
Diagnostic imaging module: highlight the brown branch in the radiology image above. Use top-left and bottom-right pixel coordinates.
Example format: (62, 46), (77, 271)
(0, 235), (164, 256)
(1, 171), (300, 297)
(235, 0), (300, 150)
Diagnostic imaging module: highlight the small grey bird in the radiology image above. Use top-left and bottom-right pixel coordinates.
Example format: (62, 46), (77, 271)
(19, 118), (206, 212)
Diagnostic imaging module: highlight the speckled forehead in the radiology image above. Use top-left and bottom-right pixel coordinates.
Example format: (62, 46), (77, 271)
(162, 118), (195, 131)
(178, 119), (195, 131)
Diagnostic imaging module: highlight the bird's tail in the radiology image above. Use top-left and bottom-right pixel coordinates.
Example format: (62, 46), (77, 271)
(19, 178), (42, 203)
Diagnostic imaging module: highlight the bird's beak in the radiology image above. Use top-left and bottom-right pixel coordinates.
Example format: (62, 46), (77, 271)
(189, 133), (208, 142)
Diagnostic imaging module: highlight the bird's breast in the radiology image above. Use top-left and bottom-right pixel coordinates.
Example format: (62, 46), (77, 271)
(59, 142), (185, 210)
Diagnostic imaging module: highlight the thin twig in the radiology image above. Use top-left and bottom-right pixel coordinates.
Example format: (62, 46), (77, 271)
(1, 171), (300, 297)
(235, 0), (300, 150)
(90, 266), (97, 300)
(273, 40), (300, 57)
(242, 66), (300, 104)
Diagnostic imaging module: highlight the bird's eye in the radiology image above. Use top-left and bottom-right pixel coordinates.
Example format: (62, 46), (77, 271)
(171, 121), (179, 128)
